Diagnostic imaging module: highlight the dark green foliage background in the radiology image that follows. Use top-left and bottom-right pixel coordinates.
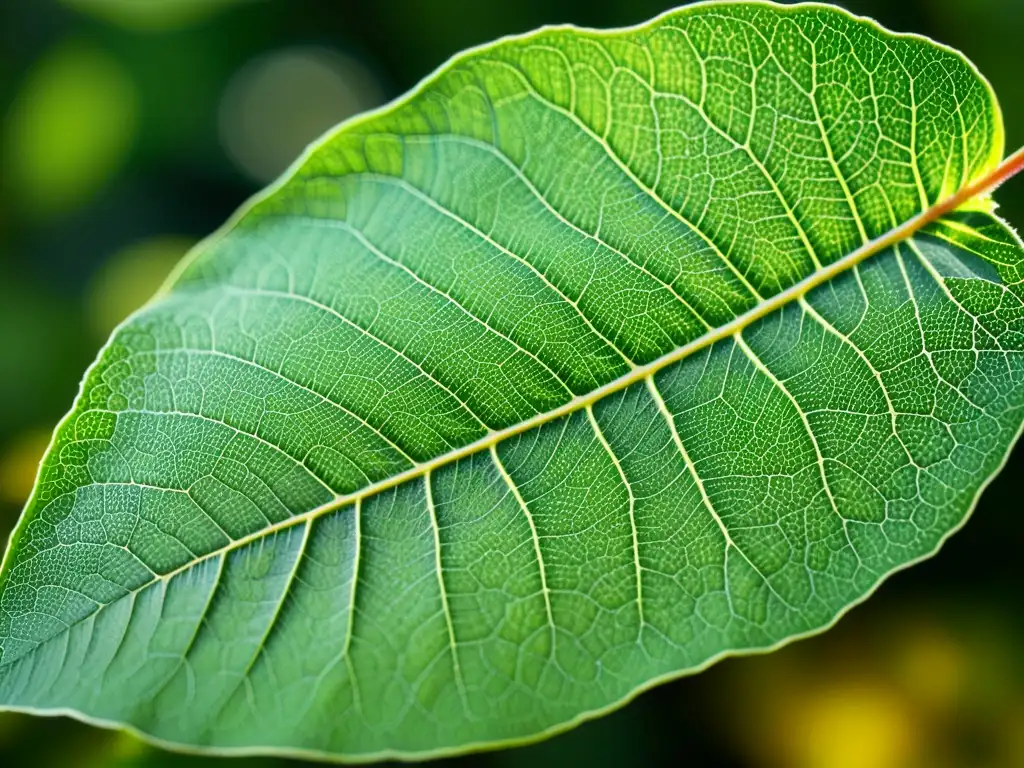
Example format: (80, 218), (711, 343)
(0, 1), (1021, 766)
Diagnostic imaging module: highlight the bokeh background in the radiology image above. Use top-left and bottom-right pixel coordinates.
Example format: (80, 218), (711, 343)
(0, 1), (1022, 766)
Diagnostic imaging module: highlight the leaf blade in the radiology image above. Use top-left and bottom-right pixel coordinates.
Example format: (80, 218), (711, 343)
(3, 1), (1024, 760)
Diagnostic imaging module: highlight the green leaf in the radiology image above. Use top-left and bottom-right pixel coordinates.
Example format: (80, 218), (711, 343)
(3, 1), (1024, 760)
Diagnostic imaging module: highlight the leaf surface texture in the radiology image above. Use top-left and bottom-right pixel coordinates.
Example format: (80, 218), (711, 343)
(3, 2), (1024, 760)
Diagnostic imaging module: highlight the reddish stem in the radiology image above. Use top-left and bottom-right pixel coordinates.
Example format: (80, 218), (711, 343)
(932, 145), (1024, 222)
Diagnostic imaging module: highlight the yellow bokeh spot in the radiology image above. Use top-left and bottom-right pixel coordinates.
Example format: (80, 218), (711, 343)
(892, 625), (965, 712)
(3, 39), (137, 217)
(62, 0), (244, 32)
(1007, 704), (1024, 766)
(86, 235), (194, 338)
(765, 682), (919, 768)
(0, 430), (52, 507)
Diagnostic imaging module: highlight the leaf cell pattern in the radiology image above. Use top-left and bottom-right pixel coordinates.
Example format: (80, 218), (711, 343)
(2, 2), (1024, 760)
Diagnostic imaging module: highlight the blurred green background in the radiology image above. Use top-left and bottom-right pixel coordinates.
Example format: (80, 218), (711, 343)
(0, 1), (1022, 766)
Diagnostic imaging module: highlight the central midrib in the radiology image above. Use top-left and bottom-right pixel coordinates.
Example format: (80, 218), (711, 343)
(141, 146), (1024, 587)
